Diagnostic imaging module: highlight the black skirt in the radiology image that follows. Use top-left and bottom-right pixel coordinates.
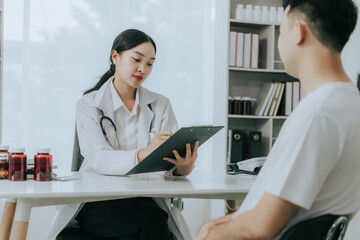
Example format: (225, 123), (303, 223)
(75, 197), (173, 240)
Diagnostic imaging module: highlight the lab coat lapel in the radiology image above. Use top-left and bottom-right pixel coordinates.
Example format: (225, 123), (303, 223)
(91, 77), (117, 149)
(138, 86), (155, 149)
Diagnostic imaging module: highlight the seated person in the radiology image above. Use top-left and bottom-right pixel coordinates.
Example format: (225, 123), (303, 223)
(46, 29), (198, 240)
(197, 0), (360, 239)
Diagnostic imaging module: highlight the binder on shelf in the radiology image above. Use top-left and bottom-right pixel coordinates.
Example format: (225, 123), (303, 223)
(255, 83), (275, 116)
(229, 31), (237, 67)
(248, 131), (262, 158)
(243, 33), (252, 68)
(269, 83), (282, 116)
(277, 88), (286, 116)
(251, 33), (259, 68)
(258, 36), (267, 69)
(236, 32), (244, 68)
(285, 82), (293, 115)
(272, 83), (285, 116)
(228, 130), (263, 163)
(228, 129), (246, 163)
(263, 83), (278, 116)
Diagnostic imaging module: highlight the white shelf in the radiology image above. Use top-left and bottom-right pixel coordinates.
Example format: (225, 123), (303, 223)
(229, 67), (286, 73)
(227, 0), (290, 165)
(228, 114), (287, 120)
(230, 19), (280, 27)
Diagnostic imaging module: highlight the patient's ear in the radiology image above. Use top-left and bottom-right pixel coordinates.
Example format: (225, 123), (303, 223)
(294, 20), (306, 45)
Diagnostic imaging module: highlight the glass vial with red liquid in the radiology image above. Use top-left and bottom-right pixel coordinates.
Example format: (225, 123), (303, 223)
(9, 148), (27, 181)
(0, 145), (10, 179)
(34, 148), (52, 181)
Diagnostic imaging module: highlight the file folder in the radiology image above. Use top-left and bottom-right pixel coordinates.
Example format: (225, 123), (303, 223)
(126, 126), (224, 175)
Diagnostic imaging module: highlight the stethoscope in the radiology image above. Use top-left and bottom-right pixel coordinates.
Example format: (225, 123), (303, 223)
(99, 104), (153, 148)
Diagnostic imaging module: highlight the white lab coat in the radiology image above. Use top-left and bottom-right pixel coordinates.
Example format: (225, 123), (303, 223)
(45, 78), (192, 240)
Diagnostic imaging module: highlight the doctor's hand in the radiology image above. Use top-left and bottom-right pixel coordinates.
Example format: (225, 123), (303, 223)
(163, 140), (199, 176)
(137, 131), (172, 162)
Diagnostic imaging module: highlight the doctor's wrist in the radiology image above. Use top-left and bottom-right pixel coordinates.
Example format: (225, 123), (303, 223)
(137, 148), (149, 163)
(137, 149), (144, 163)
(173, 168), (190, 177)
(172, 169), (183, 176)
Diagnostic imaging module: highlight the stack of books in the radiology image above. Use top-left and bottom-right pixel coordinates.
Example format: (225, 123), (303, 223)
(254, 81), (305, 116)
(229, 31), (260, 69)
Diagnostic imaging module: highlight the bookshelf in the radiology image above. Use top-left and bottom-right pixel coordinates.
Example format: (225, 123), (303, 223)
(225, 0), (300, 215)
(226, 0), (298, 163)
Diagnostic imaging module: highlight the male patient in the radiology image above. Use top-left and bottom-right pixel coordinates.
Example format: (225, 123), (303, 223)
(196, 0), (360, 239)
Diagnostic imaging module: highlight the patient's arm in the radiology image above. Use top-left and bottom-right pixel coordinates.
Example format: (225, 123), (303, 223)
(198, 192), (298, 240)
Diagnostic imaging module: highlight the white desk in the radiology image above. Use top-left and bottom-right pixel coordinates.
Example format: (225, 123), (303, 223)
(0, 170), (255, 240)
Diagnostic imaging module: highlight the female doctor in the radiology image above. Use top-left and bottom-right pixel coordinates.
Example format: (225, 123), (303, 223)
(45, 29), (199, 240)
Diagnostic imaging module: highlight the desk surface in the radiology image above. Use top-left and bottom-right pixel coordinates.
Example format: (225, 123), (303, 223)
(0, 171), (255, 203)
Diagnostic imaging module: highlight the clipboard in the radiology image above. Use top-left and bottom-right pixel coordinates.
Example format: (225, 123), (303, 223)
(126, 126), (224, 175)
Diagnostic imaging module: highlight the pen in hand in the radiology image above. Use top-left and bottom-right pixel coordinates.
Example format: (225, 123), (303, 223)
(139, 131), (173, 162)
(149, 131), (172, 147)
(150, 129), (159, 140)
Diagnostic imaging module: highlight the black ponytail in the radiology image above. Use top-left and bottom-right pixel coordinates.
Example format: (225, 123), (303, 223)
(83, 29), (157, 95)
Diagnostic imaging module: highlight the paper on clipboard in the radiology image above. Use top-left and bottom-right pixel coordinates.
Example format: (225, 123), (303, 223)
(126, 126), (224, 175)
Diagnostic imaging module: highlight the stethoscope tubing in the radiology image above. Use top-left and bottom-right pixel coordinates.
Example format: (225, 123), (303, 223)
(99, 109), (117, 136)
(98, 104), (153, 147)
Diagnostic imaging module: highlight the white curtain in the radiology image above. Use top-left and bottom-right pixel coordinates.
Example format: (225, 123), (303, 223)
(2, 0), (218, 170)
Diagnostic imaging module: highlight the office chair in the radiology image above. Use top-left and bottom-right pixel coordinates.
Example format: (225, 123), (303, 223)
(280, 214), (349, 240)
(70, 128), (83, 172)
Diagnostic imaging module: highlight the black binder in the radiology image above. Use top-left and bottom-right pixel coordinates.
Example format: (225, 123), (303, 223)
(126, 126), (224, 175)
(248, 131), (262, 158)
(229, 130), (246, 163)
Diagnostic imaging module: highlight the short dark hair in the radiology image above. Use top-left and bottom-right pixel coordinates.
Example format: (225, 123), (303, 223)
(283, 0), (358, 52)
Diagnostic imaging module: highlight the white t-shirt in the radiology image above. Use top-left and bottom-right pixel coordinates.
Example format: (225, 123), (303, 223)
(234, 82), (360, 231)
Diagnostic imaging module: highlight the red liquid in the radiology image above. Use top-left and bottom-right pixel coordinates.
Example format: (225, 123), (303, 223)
(0, 151), (9, 179)
(0, 160), (8, 179)
(34, 154), (52, 181)
(9, 154), (27, 181)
